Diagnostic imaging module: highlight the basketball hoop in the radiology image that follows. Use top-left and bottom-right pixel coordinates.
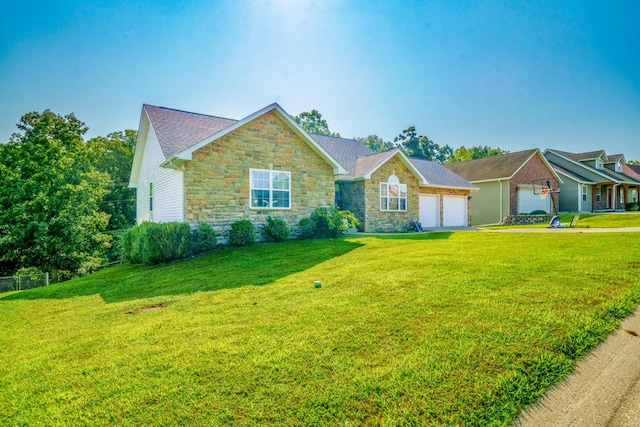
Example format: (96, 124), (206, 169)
(540, 188), (549, 200)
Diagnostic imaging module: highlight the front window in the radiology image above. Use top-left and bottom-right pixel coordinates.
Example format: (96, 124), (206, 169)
(250, 169), (291, 209)
(582, 185), (587, 202)
(596, 187), (601, 202)
(620, 188), (624, 204)
(380, 174), (407, 211)
(596, 159), (603, 169)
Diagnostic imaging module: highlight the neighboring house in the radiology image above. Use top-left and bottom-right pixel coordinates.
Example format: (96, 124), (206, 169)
(543, 150), (640, 211)
(444, 149), (560, 225)
(129, 103), (476, 237)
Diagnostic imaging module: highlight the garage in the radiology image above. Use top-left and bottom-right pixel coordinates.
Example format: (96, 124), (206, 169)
(517, 185), (550, 214)
(442, 196), (468, 227)
(419, 194), (439, 227)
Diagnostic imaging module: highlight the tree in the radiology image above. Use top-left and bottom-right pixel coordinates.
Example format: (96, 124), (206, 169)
(87, 130), (137, 230)
(293, 109), (340, 137)
(628, 159), (639, 165)
(394, 126), (453, 163)
(0, 111), (110, 280)
(356, 135), (394, 153)
(446, 145), (507, 163)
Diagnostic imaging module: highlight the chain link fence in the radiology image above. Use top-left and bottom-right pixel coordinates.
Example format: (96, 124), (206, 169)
(0, 273), (49, 293)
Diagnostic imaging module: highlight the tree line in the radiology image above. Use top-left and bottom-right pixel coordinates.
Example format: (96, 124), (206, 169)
(0, 110), (136, 281)
(293, 109), (507, 163)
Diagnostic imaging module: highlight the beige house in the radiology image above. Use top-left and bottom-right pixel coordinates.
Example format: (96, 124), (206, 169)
(129, 103), (475, 237)
(444, 149), (560, 225)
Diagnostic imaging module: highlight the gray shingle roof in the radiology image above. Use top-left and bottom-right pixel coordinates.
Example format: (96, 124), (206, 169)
(410, 157), (476, 188)
(549, 162), (595, 183)
(310, 134), (375, 177)
(141, 104), (474, 189)
(443, 149), (539, 181)
(144, 104), (237, 159)
(552, 149), (606, 162)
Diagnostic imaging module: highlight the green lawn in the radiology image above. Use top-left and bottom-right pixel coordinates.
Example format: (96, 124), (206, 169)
(2, 232), (640, 426)
(484, 212), (640, 229)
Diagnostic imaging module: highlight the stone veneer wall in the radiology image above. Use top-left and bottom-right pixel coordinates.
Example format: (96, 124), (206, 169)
(362, 157), (420, 232)
(503, 214), (553, 225)
(337, 180), (366, 230)
(419, 187), (473, 227)
(182, 111), (335, 240)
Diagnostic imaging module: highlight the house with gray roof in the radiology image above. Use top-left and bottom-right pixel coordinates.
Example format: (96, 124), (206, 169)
(129, 103), (476, 237)
(543, 149), (640, 211)
(444, 149), (560, 225)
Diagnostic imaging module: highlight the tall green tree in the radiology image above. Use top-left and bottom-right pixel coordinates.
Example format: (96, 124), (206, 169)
(394, 126), (453, 163)
(356, 134), (394, 153)
(0, 111), (110, 280)
(446, 145), (507, 163)
(87, 130), (137, 230)
(293, 109), (341, 137)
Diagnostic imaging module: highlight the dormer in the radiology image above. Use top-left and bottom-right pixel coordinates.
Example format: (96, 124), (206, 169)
(605, 154), (626, 173)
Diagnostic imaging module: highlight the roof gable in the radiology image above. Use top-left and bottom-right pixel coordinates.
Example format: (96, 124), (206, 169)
(144, 104), (237, 159)
(444, 149), (541, 182)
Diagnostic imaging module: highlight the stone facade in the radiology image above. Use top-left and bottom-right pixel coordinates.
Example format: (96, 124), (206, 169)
(510, 152), (559, 215)
(503, 214), (553, 225)
(362, 157), (420, 232)
(182, 111), (335, 239)
(337, 180), (365, 229)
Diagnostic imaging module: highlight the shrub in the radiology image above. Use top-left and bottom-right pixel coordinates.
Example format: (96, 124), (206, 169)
(299, 206), (360, 239)
(530, 210), (547, 215)
(119, 222), (192, 265)
(261, 216), (290, 242)
(298, 217), (316, 240)
(192, 223), (217, 254)
(228, 220), (255, 246)
(625, 202), (639, 211)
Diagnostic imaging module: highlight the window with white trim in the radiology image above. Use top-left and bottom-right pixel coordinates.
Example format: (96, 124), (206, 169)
(250, 169), (291, 209)
(619, 187), (624, 204)
(380, 174), (407, 211)
(582, 185), (587, 202)
(596, 158), (603, 169)
(596, 187), (601, 202)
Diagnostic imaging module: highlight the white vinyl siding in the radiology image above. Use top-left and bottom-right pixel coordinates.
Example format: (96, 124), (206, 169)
(136, 125), (184, 223)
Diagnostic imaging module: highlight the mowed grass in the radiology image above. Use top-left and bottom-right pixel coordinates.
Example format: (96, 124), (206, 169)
(484, 212), (640, 229)
(1, 232), (640, 426)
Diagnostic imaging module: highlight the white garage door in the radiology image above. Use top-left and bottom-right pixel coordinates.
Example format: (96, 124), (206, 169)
(443, 196), (467, 227)
(419, 195), (439, 227)
(517, 186), (551, 214)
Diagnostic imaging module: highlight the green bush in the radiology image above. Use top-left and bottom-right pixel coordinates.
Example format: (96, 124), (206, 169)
(298, 217), (316, 240)
(228, 220), (255, 246)
(119, 222), (192, 265)
(192, 223), (217, 254)
(261, 216), (290, 242)
(625, 202), (639, 211)
(299, 206), (360, 239)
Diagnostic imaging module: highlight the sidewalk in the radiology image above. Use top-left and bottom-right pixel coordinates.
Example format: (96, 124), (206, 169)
(516, 309), (640, 426)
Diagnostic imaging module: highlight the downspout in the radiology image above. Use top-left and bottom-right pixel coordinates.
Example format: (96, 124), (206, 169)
(577, 183), (582, 213)
(499, 179), (504, 224)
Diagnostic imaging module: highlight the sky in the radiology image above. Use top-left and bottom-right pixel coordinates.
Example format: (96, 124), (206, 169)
(1, 0), (639, 161)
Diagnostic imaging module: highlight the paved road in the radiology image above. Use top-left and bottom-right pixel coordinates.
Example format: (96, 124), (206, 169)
(515, 309), (640, 427)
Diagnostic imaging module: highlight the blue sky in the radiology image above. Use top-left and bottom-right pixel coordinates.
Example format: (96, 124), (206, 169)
(1, 0), (639, 161)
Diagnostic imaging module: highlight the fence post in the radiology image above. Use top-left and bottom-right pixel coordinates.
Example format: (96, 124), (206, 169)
(17, 275), (21, 291)
(45, 272), (49, 286)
